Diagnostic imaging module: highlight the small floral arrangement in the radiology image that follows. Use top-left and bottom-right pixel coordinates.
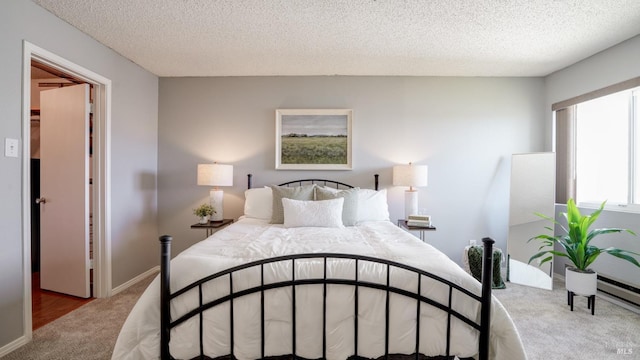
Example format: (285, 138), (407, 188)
(193, 203), (215, 217)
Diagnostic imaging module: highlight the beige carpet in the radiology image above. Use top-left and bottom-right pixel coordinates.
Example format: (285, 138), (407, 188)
(493, 276), (640, 360)
(2, 273), (155, 360)
(3, 273), (639, 359)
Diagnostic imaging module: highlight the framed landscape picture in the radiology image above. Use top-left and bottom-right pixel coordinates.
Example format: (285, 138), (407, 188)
(275, 109), (353, 170)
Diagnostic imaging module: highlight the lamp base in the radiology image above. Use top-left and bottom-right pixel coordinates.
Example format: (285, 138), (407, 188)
(209, 189), (224, 221)
(405, 190), (419, 219)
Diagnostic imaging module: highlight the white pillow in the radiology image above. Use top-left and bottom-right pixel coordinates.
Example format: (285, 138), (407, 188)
(356, 189), (390, 223)
(282, 198), (345, 228)
(243, 187), (273, 220)
(270, 184), (316, 224)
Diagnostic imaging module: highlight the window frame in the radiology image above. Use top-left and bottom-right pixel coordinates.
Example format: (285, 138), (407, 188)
(553, 77), (640, 213)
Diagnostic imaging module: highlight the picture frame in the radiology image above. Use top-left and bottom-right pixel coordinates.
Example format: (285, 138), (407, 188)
(275, 109), (353, 170)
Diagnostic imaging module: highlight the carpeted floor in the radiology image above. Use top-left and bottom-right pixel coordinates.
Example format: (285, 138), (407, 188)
(3, 273), (639, 359)
(2, 273), (156, 360)
(493, 276), (640, 360)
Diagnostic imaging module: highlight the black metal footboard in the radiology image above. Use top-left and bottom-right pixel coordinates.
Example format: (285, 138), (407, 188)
(160, 237), (495, 360)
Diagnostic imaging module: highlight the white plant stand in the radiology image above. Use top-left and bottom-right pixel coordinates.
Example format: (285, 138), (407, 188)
(566, 267), (597, 315)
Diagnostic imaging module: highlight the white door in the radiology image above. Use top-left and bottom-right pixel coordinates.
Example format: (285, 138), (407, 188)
(39, 84), (91, 298)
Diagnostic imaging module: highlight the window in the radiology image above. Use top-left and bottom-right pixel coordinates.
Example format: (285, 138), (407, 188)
(554, 79), (640, 210)
(635, 90), (640, 204)
(575, 90), (631, 204)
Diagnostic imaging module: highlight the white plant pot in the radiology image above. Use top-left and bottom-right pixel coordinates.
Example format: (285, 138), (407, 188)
(565, 267), (597, 296)
(199, 216), (209, 224)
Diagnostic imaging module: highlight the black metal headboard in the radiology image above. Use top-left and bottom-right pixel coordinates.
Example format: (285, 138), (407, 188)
(247, 174), (379, 191)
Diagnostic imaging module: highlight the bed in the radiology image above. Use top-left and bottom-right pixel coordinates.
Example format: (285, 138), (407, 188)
(112, 176), (526, 360)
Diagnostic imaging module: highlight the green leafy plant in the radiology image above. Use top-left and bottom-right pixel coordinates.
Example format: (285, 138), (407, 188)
(528, 199), (639, 271)
(193, 203), (215, 217)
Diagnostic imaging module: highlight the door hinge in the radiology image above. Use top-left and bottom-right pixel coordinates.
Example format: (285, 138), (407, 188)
(89, 259), (94, 269)
(89, 103), (95, 114)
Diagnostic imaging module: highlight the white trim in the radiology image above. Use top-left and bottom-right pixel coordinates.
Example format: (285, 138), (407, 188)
(597, 292), (640, 315)
(0, 336), (30, 358)
(111, 266), (159, 296)
(21, 41), (113, 346)
(21, 45), (33, 343)
(91, 71), (113, 298)
(576, 201), (640, 214)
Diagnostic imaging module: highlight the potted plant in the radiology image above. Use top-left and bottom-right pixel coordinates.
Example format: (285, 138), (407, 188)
(529, 199), (639, 296)
(193, 203), (215, 224)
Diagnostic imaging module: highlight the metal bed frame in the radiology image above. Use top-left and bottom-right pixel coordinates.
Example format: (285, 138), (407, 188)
(247, 173), (379, 191)
(159, 176), (494, 360)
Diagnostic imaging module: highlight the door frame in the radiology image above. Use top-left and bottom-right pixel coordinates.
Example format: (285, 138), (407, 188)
(21, 41), (112, 339)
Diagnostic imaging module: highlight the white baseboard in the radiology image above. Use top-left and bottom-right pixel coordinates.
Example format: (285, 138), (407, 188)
(111, 266), (159, 296)
(597, 292), (640, 314)
(0, 336), (30, 358)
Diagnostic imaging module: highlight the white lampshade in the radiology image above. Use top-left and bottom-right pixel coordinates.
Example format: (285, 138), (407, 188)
(393, 163), (428, 219)
(197, 163), (233, 221)
(393, 163), (428, 189)
(197, 164), (233, 187)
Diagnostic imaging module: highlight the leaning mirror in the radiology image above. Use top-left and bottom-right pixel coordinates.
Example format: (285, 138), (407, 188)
(507, 153), (555, 290)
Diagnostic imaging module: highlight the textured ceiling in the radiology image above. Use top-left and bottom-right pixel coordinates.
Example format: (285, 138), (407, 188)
(32, 0), (640, 77)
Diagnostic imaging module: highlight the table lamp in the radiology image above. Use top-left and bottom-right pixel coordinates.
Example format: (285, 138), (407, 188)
(197, 163), (233, 221)
(393, 162), (428, 219)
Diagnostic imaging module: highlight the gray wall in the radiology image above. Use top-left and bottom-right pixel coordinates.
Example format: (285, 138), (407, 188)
(0, 0), (159, 349)
(545, 35), (640, 281)
(544, 35), (640, 148)
(5, 1), (636, 353)
(158, 76), (546, 259)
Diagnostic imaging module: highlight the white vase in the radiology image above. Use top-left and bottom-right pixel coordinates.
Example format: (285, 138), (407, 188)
(199, 216), (209, 224)
(565, 267), (597, 296)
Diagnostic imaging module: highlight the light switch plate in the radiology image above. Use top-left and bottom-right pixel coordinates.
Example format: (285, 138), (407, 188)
(5, 138), (19, 157)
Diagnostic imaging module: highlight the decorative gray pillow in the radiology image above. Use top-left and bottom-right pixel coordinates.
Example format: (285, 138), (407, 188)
(315, 187), (359, 226)
(269, 184), (316, 224)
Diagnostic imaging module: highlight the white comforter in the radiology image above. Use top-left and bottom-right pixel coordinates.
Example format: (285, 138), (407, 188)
(112, 218), (526, 360)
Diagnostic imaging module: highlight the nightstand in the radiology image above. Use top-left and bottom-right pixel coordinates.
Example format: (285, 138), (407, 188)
(190, 218), (234, 237)
(397, 219), (436, 241)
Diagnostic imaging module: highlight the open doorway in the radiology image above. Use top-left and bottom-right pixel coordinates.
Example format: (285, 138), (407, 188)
(30, 60), (94, 329)
(22, 41), (112, 340)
